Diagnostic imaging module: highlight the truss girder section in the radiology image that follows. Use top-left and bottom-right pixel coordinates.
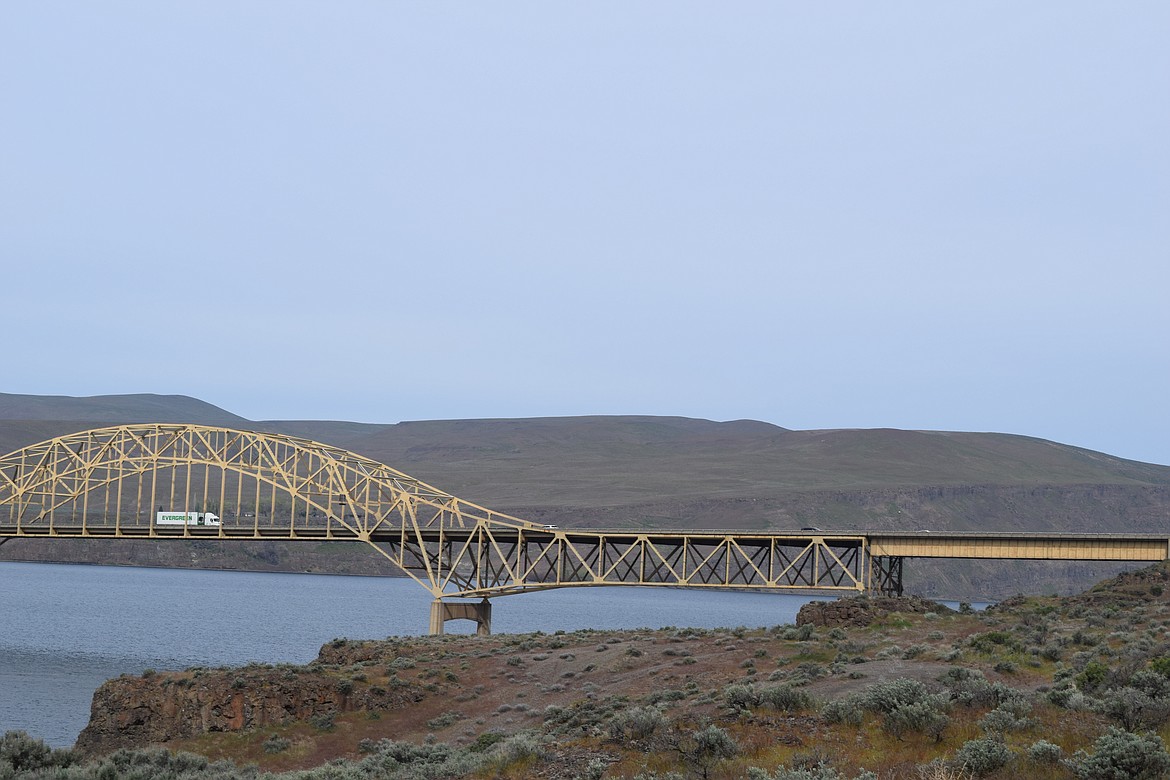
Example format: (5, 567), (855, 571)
(416, 530), (868, 598)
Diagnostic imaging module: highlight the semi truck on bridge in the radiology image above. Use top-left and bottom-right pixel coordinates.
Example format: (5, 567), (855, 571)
(156, 511), (220, 527)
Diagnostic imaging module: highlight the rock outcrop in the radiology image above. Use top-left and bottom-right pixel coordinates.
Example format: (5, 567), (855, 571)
(75, 663), (422, 755)
(795, 595), (954, 628)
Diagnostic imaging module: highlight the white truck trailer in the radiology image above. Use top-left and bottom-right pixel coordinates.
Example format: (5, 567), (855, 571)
(156, 511), (221, 526)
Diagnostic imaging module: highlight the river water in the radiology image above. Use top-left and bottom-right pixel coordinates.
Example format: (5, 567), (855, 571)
(0, 562), (841, 747)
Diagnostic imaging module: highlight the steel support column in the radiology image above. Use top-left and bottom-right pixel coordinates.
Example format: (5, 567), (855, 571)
(871, 555), (904, 596)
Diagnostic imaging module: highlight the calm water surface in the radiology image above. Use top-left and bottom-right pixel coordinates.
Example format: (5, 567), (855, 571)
(0, 562), (834, 747)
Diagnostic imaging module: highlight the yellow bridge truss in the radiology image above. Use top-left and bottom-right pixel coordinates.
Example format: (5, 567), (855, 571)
(1, 424), (1165, 633)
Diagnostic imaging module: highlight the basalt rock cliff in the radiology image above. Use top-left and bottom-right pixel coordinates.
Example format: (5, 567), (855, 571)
(75, 662), (424, 756)
(795, 594), (955, 628)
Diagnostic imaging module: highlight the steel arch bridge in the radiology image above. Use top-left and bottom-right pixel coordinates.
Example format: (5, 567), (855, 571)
(0, 424), (879, 632)
(3, 424), (1167, 634)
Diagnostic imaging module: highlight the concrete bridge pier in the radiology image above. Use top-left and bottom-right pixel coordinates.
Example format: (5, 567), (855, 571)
(429, 598), (492, 636)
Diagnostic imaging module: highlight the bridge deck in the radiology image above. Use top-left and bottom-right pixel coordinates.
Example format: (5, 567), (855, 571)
(867, 532), (1169, 561)
(2, 525), (1166, 562)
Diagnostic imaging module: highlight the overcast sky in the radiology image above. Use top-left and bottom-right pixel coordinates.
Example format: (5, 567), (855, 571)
(2, 3), (1167, 465)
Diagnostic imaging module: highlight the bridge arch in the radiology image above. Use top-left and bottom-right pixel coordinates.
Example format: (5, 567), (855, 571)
(0, 423), (535, 600)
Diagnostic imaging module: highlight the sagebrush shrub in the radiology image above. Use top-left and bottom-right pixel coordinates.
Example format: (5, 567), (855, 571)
(858, 678), (931, 713)
(0, 731), (65, 772)
(821, 698), (863, 726)
(747, 763), (877, 780)
(262, 734), (291, 754)
(952, 737), (1012, 777)
(1098, 686), (1170, 731)
(1070, 727), (1170, 780)
(724, 683), (760, 711)
(1026, 740), (1063, 764)
(608, 706), (665, 742)
(760, 684), (813, 713)
(882, 700), (948, 741)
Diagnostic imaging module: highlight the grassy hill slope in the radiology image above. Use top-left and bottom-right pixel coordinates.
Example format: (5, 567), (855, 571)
(0, 392), (248, 427)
